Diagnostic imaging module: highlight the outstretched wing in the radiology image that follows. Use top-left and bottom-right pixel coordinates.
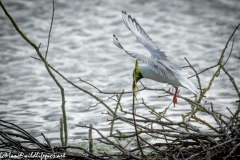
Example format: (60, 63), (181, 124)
(122, 11), (181, 71)
(113, 34), (177, 80)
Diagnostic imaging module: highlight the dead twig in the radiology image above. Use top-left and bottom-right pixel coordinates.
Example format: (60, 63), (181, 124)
(45, 0), (55, 59)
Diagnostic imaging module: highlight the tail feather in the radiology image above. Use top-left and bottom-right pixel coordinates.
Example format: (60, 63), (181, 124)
(179, 77), (199, 96)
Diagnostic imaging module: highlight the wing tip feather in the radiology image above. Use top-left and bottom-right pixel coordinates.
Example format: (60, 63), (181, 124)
(113, 34), (124, 50)
(122, 11), (127, 14)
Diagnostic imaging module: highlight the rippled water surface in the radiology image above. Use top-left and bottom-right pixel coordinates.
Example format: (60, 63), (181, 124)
(1, 0), (240, 143)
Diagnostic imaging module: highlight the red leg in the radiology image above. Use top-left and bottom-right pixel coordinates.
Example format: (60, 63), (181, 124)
(173, 87), (178, 107)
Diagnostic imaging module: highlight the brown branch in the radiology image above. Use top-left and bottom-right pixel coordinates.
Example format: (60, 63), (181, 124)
(0, 1), (36, 48)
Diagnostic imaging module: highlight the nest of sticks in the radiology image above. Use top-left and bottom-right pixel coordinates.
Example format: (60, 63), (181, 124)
(0, 107), (240, 160)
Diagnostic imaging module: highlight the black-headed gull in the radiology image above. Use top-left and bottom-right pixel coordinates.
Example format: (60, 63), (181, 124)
(113, 11), (199, 106)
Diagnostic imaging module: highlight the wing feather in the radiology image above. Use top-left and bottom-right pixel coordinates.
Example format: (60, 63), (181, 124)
(122, 11), (182, 71)
(113, 35), (177, 80)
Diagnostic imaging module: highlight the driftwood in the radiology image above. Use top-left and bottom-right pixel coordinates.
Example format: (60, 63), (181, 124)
(1, 0), (240, 159)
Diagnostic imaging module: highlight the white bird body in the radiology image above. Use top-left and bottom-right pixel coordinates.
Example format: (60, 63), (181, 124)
(113, 11), (199, 105)
(139, 65), (181, 86)
(139, 65), (199, 95)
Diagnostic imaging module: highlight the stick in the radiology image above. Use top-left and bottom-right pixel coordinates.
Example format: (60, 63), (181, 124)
(45, 1), (55, 59)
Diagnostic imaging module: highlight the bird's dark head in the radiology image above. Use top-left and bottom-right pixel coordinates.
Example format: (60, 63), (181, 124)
(132, 68), (143, 90)
(132, 68), (143, 82)
(132, 60), (143, 91)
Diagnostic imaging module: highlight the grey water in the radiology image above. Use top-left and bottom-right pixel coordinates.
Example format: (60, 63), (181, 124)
(0, 0), (240, 143)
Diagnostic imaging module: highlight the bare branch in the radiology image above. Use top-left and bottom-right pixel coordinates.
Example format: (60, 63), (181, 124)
(223, 36), (235, 66)
(45, 0), (55, 59)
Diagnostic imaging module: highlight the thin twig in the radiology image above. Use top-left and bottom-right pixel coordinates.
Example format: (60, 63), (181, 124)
(224, 141), (240, 159)
(79, 77), (147, 94)
(41, 133), (54, 154)
(132, 85), (144, 157)
(220, 64), (240, 99)
(77, 125), (141, 160)
(186, 138), (237, 160)
(188, 23), (240, 79)
(30, 56), (117, 117)
(223, 36), (235, 66)
(45, 0), (55, 59)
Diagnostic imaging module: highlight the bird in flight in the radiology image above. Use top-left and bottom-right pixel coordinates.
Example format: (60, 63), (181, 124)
(113, 11), (199, 106)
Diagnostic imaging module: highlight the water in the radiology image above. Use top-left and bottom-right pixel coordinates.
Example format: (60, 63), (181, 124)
(0, 0), (240, 143)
